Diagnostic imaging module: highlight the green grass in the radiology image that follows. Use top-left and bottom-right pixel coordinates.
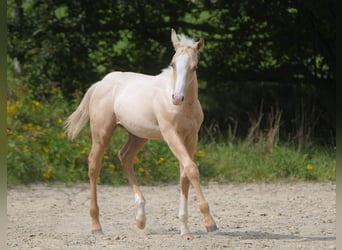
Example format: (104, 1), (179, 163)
(197, 141), (335, 183)
(7, 77), (335, 186)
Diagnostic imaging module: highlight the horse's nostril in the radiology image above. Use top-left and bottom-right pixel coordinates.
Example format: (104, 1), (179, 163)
(181, 96), (184, 101)
(172, 94), (175, 99)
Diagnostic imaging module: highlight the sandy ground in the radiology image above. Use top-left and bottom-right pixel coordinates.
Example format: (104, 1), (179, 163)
(7, 182), (335, 250)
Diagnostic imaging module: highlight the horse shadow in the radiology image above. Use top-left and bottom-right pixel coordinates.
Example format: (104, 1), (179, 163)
(148, 228), (335, 242)
(211, 230), (335, 242)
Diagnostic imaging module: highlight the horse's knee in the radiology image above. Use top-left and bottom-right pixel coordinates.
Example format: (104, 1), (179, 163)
(184, 163), (200, 181)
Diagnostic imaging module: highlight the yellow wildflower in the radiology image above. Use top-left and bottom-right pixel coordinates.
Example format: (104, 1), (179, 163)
(23, 145), (29, 153)
(195, 150), (205, 158)
(7, 101), (17, 115)
(57, 118), (63, 124)
(157, 157), (165, 164)
(80, 147), (89, 155)
(16, 134), (23, 139)
(43, 167), (52, 179)
(138, 167), (144, 173)
(103, 151), (109, 160)
(60, 132), (66, 140)
(32, 100), (42, 108)
(42, 147), (49, 153)
(109, 163), (116, 171)
(306, 164), (313, 171)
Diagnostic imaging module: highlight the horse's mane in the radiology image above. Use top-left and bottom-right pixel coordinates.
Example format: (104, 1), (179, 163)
(160, 33), (197, 73)
(177, 34), (196, 47)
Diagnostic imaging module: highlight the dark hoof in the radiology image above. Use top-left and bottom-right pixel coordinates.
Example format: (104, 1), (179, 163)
(206, 224), (218, 232)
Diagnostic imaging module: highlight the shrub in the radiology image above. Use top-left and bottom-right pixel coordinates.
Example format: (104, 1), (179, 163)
(7, 76), (335, 185)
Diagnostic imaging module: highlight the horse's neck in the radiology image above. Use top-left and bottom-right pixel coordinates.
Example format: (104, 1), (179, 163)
(185, 74), (199, 105)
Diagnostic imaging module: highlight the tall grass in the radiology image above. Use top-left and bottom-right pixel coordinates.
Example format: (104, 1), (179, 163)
(197, 141), (335, 182)
(6, 76), (335, 185)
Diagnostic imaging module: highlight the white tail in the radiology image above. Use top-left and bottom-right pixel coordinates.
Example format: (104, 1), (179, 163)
(64, 84), (97, 140)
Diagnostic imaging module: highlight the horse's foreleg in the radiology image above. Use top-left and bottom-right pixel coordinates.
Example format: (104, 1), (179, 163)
(179, 170), (191, 240)
(118, 133), (147, 229)
(164, 131), (218, 236)
(184, 161), (218, 232)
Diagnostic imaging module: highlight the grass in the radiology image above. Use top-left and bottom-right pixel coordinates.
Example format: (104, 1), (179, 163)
(197, 141), (335, 183)
(6, 76), (336, 186)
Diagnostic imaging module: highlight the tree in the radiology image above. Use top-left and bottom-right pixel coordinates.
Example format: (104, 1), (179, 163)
(7, 0), (335, 145)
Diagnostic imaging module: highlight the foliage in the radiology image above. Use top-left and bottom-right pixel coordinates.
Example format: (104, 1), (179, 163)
(7, 0), (335, 145)
(7, 76), (335, 185)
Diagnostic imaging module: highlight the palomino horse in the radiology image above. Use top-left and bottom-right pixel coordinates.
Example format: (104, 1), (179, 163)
(65, 29), (218, 239)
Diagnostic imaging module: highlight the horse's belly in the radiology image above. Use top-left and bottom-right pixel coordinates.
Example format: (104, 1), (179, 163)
(117, 119), (162, 139)
(115, 106), (162, 139)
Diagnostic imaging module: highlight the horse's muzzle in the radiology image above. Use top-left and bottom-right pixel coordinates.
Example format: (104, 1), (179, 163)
(172, 94), (184, 105)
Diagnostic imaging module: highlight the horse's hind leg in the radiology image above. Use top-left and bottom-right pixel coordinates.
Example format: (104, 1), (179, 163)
(88, 113), (116, 234)
(118, 133), (147, 229)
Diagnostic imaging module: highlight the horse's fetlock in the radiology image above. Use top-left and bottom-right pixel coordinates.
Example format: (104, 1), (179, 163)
(89, 206), (99, 218)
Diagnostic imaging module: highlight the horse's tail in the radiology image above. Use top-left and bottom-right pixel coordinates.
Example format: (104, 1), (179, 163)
(64, 83), (97, 140)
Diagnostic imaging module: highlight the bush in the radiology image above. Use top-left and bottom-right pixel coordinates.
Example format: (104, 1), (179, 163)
(7, 76), (335, 185)
(6, 77), (182, 185)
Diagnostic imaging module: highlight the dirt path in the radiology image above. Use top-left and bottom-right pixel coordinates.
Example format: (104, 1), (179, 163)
(7, 182), (335, 249)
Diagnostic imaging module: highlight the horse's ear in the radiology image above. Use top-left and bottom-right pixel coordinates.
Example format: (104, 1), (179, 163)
(195, 38), (204, 51)
(171, 28), (180, 50)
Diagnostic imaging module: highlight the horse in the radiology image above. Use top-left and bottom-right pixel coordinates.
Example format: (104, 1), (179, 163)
(64, 29), (218, 240)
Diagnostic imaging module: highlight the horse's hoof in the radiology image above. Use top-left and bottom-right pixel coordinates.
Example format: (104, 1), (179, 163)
(206, 224), (218, 232)
(91, 229), (103, 235)
(181, 233), (192, 240)
(136, 220), (146, 229)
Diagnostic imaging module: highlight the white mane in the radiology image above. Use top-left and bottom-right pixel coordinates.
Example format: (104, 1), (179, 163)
(177, 34), (196, 47)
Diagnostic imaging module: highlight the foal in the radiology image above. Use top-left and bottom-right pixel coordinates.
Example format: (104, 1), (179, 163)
(65, 29), (218, 239)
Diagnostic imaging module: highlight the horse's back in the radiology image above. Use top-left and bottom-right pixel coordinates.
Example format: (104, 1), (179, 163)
(90, 71), (157, 105)
(102, 71), (155, 84)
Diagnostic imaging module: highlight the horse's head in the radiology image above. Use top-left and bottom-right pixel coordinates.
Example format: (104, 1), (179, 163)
(170, 29), (204, 105)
